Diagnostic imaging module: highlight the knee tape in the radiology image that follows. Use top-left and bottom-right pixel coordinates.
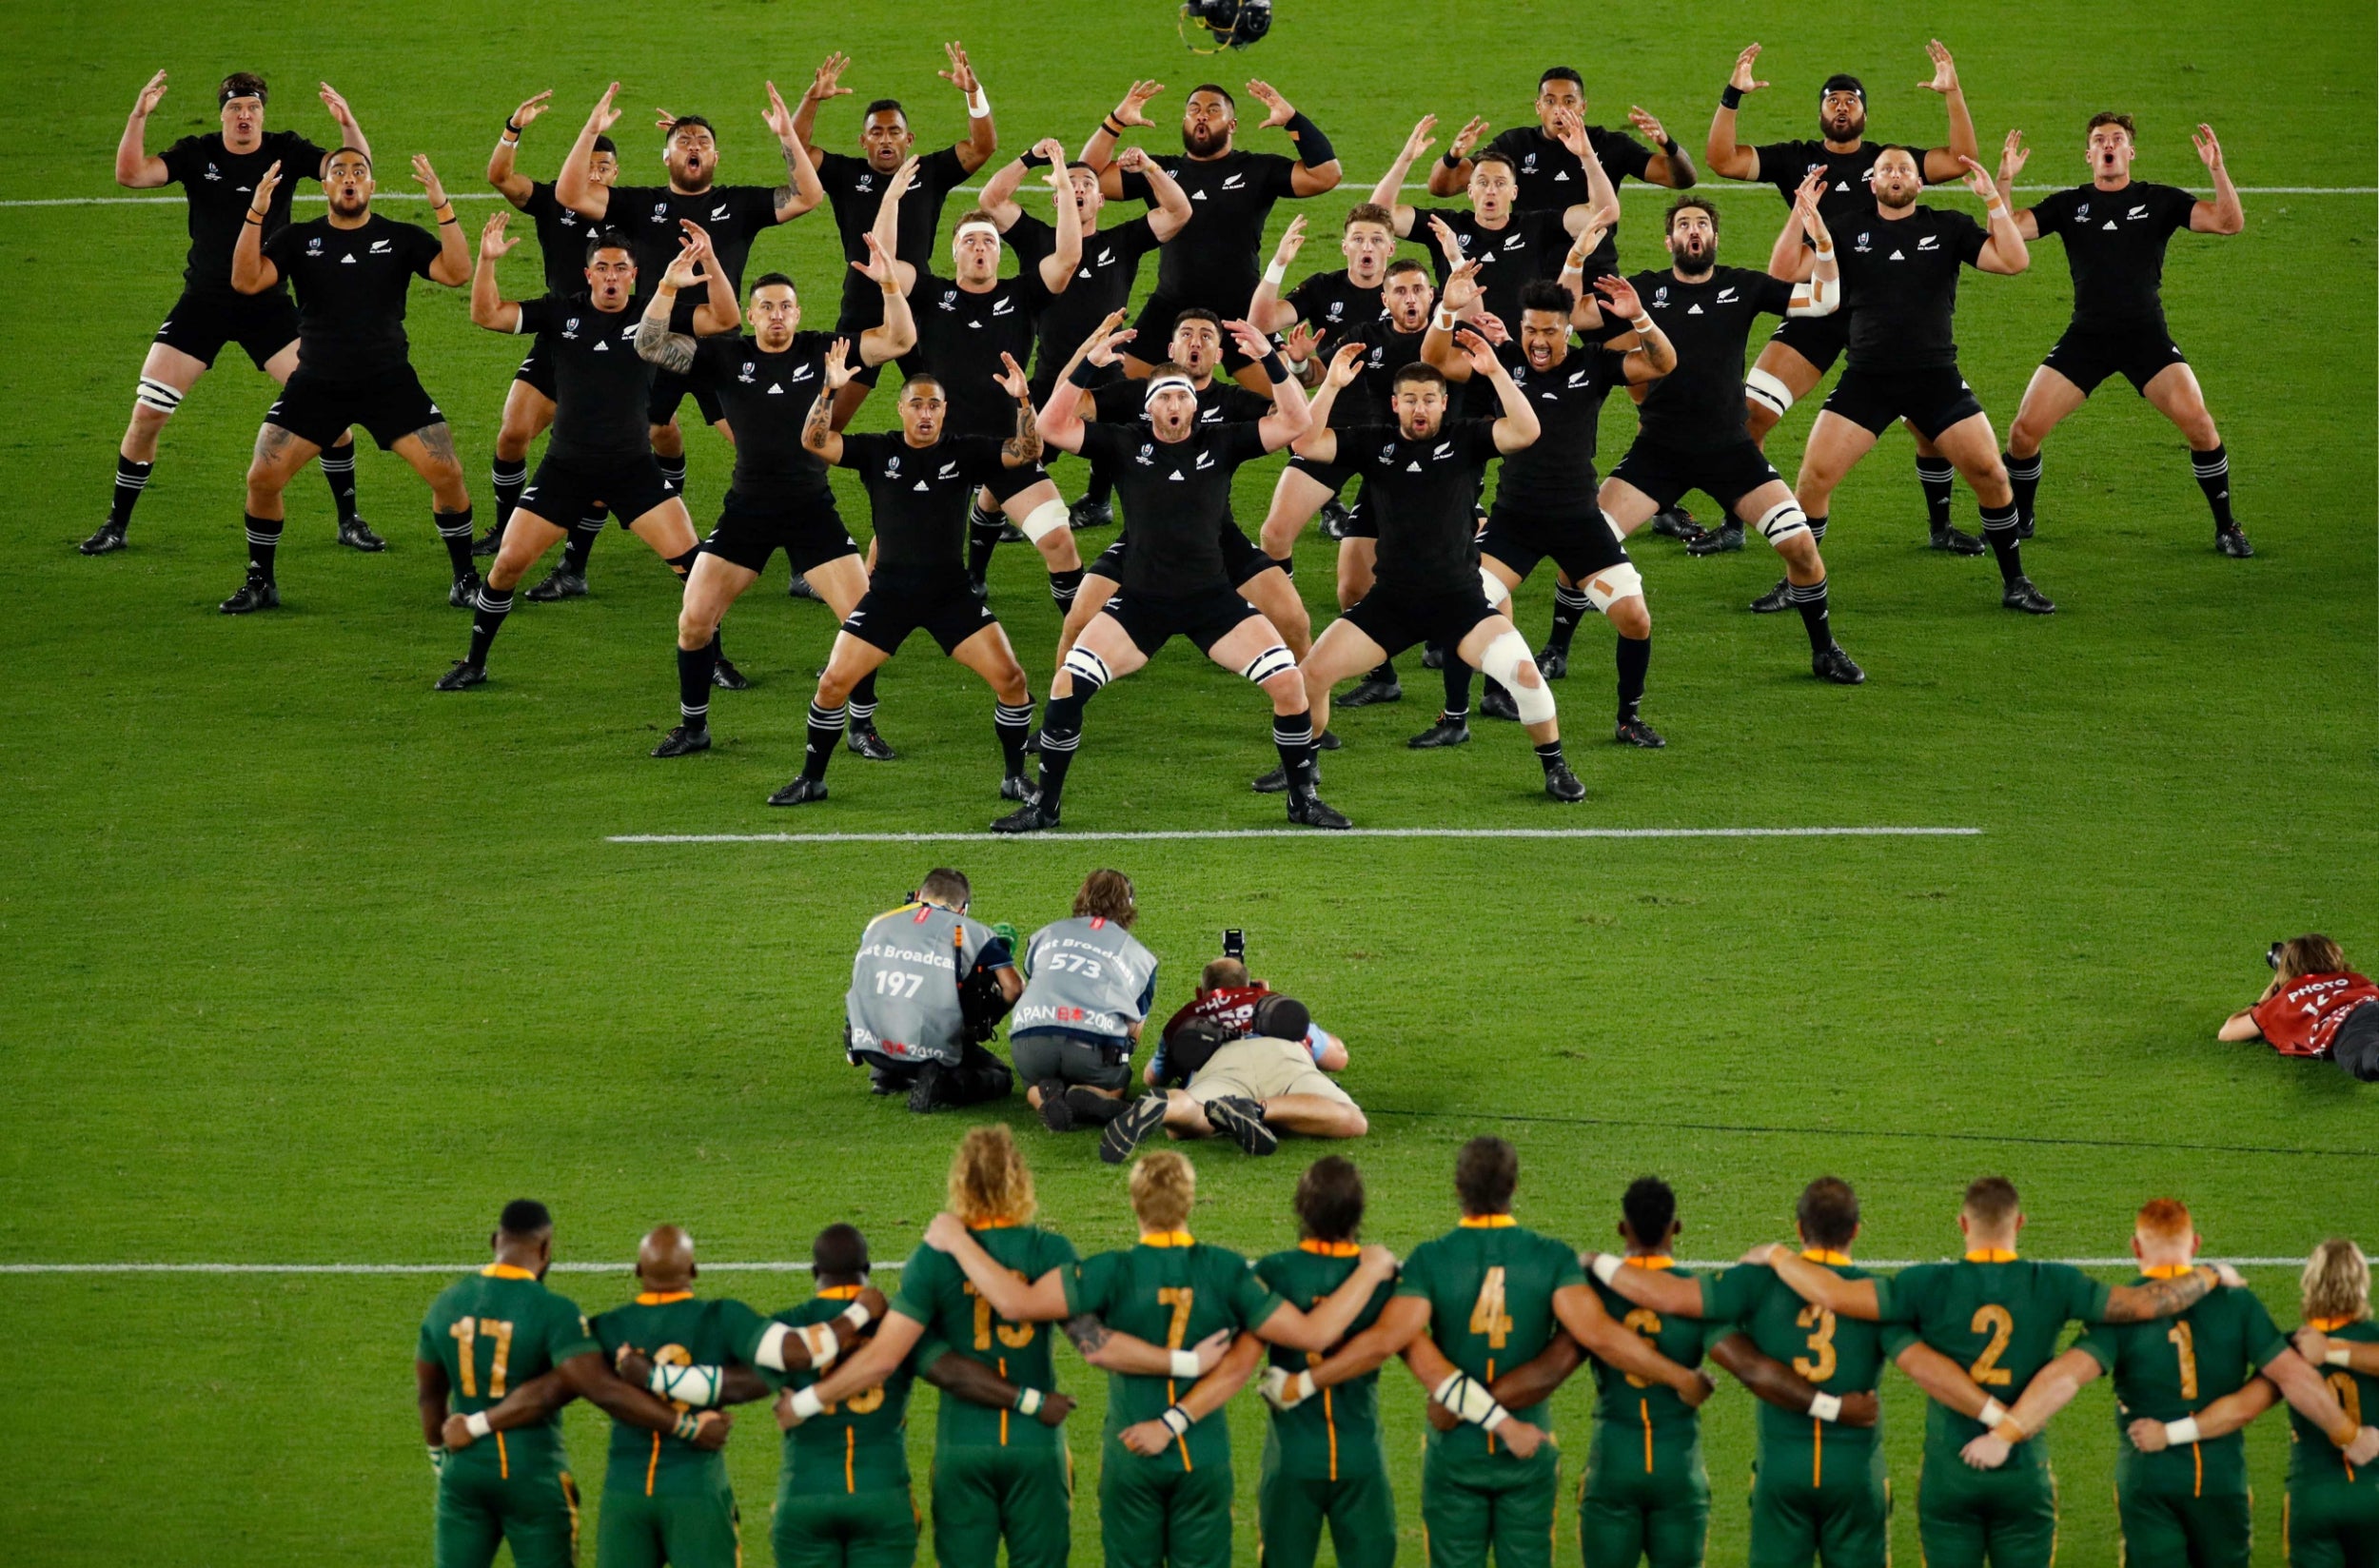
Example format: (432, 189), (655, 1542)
(1240, 643), (1296, 686)
(1580, 561), (1644, 612)
(1754, 500), (1810, 544)
(1744, 367), (1795, 419)
(1482, 630), (1556, 724)
(1019, 499), (1070, 543)
(1061, 645), (1111, 694)
(1477, 565), (1510, 607)
(136, 377), (185, 416)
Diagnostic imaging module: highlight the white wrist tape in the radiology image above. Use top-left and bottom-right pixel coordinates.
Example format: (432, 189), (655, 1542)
(1014, 1387), (1045, 1416)
(839, 1300), (875, 1333)
(2164, 1417), (2201, 1446)
(789, 1386), (826, 1422)
(651, 1362), (722, 1408)
(1170, 1348), (1204, 1379)
(1808, 1392), (1842, 1423)
(1159, 1404), (1191, 1436)
(1591, 1253), (1624, 1285)
(968, 88), (991, 119)
(1433, 1371), (1509, 1430)
(798, 1321), (842, 1373)
(1263, 261), (1288, 287)
(464, 1411), (493, 1439)
(1287, 1370), (1315, 1406)
(1433, 307), (1457, 332)
(2328, 1347), (2353, 1367)
(1629, 315), (1654, 336)
(1977, 1399), (2009, 1428)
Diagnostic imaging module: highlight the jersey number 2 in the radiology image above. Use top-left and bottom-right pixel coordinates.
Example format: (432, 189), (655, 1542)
(1968, 1305), (2014, 1387)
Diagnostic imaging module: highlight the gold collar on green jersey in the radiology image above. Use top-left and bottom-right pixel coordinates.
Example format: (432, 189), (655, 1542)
(1802, 1249), (1854, 1266)
(2139, 1264), (2193, 1280)
(482, 1263), (539, 1281)
(1299, 1239), (1360, 1257)
(816, 1284), (864, 1301)
(635, 1289), (694, 1304)
(1141, 1230), (1194, 1247)
(1623, 1255), (1677, 1270)
(2310, 1314), (2363, 1332)
(1964, 1248), (2017, 1264)
(1458, 1215), (1516, 1229)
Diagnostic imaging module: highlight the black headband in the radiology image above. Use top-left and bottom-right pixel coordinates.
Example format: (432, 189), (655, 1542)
(1819, 77), (1865, 106)
(221, 85), (265, 107)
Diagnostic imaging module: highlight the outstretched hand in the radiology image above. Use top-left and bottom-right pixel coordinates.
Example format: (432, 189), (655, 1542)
(249, 159), (284, 212)
(1223, 318), (1274, 366)
(412, 153), (448, 206)
(808, 53), (853, 104)
(1957, 154), (1999, 206)
(479, 209), (518, 258)
(822, 338), (857, 391)
(1627, 106), (1669, 147)
(1400, 113), (1438, 164)
(1114, 80), (1166, 127)
(2192, 123), (2225, 172)
(1997, 129), (2030, 191)
(1729, 44), (1769, 95)
(853, 231), (896, 287)
(1594, 274), (1643, 320)
(1246, 79), (1295, 129)
(510, 90), (554, 132)
(1920, 40), (1961, 95)
(1448, 115), (1489, 159)
(1451, 327), (1501, 378)
(1323, 341), (1366, 388)
(134, 69), (169, 117)
(940, 41), (980, 98)
(993, 351), (1032, 402)
(586, 82), (623, 137)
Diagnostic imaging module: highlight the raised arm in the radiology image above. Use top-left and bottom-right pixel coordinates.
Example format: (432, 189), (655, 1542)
(1035, 320), (1133, 455)
(1082, 80), (1164, 189)
(1995, 131), (2042, 241)
(1457, 328), (1540, 454)
(231, 162), (284, 294)
(470, 211), (525, 332)
(1232, 320), (1311, 451)
(673, 221), (740, 334)
(1371, 115), (1434, 235)
(989, 354), (1043, 468)
(1249, 214), (1309, 333)
(556, 84), (622, 219)
(797, 339), (861, 465)
(315, 82), (368, 167)
(764, 80), (828, 222)
(1555, 116), (1620, 233)
(935, 42), (996, 173)
(1288, 343), (1363, 463)
(1628, 106), (1697, 188)
(1596, 277), (1676, 380)
(1760, 1245), (1883, 1320)
(1551, 1283), (1713, 1405)
(1709, 1332), (1879, 1426)
(2190, 125), (2245, 234)
(414, 156), (472, 285)
(1421, 258), (1485, 378)
(1247, 79), (1340, 196)
(116, 70), (171, 188)
(853, 236), (914, 364)
(1127, 148), (1193, 241)
(789, 53), (849, 167)
(1918, 42), (1980, 182)
(1425, 115), (1489, 197)
(1037, 152), (1083, 293)
(1959, 156), (2029, 276)
(976, 147), (1035, 225)
(1252, 1246), (1397, 1352)
(487, 90), (552, 206)
(1704, 46), (1767, 182)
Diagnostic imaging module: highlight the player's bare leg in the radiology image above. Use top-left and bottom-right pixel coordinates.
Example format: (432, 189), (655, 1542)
(1910, 423), (1981, 555)
(2139, 361), (2245, 555)
(1452, 613), (1583, 802)
(1927, 411), (2051, 612)
(1258, 464), (1333, 562)
(387, 422), (482, 606)
(945, 621), (1037, 797)
(993, 611), (1149, 832)
(2003, 363), (2088, 541)
(769, 630), (898, 801)
(223, 421), (321, 612)
(659, 553), (760, 756)
(1206, 613), (1346, 829)
(443, 497), (697, 692)
(482, 377), (555, 557)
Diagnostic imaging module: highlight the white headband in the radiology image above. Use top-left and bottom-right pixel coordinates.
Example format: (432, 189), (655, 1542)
(1143, 374), (1196, 403)
(955, 222), (1001, 245)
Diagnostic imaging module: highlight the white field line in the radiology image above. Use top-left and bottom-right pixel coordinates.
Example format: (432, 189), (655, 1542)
(4, 184), (2369, 209)
(0, 1257), (2318, 1275)
(610, 827), (1983, 845)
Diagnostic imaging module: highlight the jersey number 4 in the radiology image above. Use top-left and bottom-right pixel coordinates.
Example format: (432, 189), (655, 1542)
(450, 1317), (516, 1399)
(1469, 1267), (1514, 1350)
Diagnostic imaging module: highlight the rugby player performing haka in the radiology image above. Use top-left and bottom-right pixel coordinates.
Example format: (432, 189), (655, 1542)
(993, 320), (1342, 834)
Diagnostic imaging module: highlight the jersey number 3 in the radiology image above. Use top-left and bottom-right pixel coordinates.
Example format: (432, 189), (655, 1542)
(1794, 1304), (1838, 1383)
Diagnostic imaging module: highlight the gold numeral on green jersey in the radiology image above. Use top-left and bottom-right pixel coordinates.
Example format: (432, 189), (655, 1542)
(2168, 1322), (2198, 1401)
(1469, 1267), (1513, 1350)
(1969, 1304), (2014, 1387)
(449, 1317), (515, 1398)
(1622, 1307), (1662, 1388)
(1158, 1287), (1195, 1348)
(963, 1279), (1035, 1351)
(1795, 1303), (1838, 1383)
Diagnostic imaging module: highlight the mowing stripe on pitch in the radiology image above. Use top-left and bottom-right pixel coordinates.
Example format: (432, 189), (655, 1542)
(0, 1257), (2318, 1275)
(611, 826), (1983, 845)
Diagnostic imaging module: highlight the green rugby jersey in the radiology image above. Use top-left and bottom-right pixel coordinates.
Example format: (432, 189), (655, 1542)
(1254, 1240), (1396, 1480)
(777, 1285), (918, 1496)
(590, 1290), (771, 1496)
(1586, 1260), (1711, 1449)
(2290, 1316), (2379, 1486)
(893, 1221), (1080, 1451)
(2074, 1271), (2288, 1497)
(1701, 1254), (1912, 1468)
(1874, 1252), (2112, 1467)
(1393, 1217), (1584, 1460)
(1063, 1230), (1287, 1471)
(418, 1263), (600, 1475)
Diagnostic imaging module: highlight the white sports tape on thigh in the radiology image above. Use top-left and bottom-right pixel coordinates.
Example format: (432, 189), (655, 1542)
(1019, 499), (1069, 543)
(1061, 645), (1112, 692)
(1744, 366), (1795, 419)
(1580, 561), (1644, 611)
(136, 377), (186, 415)
(1755, 500), (1811, 543)
(1477, 565), (1510, 607)
(1240, 643), (1296, 684)
(1482, 629), (1555, 724)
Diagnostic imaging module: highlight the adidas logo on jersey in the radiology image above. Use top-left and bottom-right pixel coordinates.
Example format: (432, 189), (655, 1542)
(1405, 461), (1424, 471)
(1687, 304), (1703, 313)
(913, 480), (931, 490)
(340, 253), (357, 265)
(766, 383), (783, 394)
(1167, 469), (1186, 480)
(2104, 220), (2119, 229)
(1552, 169), (1569, 182)
(1888, 249), (1905, 261)
(1190, 188), (1208, 202)
(593, 340), (610, 352)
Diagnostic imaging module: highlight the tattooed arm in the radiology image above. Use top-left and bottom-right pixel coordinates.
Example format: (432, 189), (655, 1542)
(1000, 358), (1043, 467)
(765, 79), (827, 222)
(801, 383), (843, 466)
(2102, 1265), (2224, 1323)
(636, 286), (698, 373)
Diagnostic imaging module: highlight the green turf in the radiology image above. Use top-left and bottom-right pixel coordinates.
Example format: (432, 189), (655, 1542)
(2, 0), (2374, 1562)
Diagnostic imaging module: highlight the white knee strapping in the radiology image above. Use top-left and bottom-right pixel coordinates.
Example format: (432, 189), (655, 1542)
(1482, 630), (1556, 724)
(1240, 643), (1296, 685)
(1061, 645), (1111, 692)
(136, 377), (185, 415)
(1744, 367), (1795, 419)
(1019, 499), (1070, 543)
(1581, 561), (1644, 612)
(1755, 500), (1811, 543)
(1477, 565), (1510, 607)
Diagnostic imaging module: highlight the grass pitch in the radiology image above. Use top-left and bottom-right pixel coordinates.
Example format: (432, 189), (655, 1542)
(0, 1), (2373, 1562)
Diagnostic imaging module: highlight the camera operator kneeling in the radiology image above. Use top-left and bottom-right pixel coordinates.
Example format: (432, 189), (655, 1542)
(2219, 933), (2379, 1082)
